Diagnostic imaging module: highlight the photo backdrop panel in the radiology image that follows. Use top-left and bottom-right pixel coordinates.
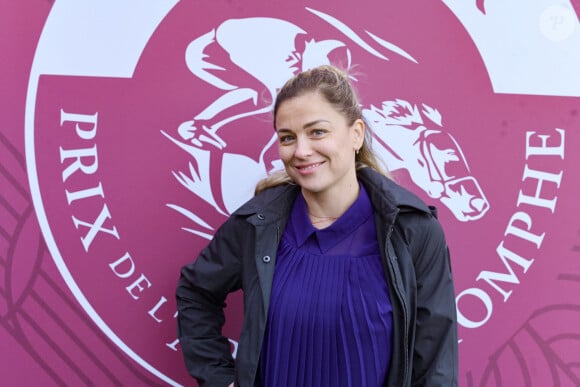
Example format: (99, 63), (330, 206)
(1, 0), (579, 385)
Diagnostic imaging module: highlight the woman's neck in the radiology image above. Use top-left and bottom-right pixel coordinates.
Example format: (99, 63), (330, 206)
(302, 179), (360, 228)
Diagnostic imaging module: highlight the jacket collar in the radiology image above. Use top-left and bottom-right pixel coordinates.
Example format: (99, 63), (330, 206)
(232, 183), (300, 225)
(357, 167), (432, 218)
(233, 167), (432, 225)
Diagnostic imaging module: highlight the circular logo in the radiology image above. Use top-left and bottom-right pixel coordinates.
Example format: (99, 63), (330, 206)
(540, 4), (577, 41)
(26, 1), (580, 385)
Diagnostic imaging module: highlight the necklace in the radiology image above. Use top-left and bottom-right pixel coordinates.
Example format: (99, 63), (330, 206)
(308, 213), (339, 224)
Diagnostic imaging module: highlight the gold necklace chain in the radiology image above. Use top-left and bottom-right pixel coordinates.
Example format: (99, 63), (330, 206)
(308, 213), (339, 224)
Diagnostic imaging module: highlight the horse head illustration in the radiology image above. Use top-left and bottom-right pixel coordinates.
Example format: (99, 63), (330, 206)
(363, 99), (489, 221)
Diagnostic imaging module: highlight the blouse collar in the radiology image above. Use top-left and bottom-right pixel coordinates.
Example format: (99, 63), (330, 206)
(290, 183), (373, 253)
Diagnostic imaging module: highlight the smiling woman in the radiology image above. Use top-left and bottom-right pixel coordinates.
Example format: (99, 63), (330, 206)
(176, 65), (459, 387)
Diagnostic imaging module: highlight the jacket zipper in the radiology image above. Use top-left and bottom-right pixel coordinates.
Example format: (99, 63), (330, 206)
(385, 224), (410, 385)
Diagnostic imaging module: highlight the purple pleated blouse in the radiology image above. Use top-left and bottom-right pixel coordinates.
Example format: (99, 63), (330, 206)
(259, 184), (393, 387)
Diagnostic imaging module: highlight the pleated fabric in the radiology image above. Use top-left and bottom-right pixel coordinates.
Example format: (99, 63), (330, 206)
(259, 185), (393, 387)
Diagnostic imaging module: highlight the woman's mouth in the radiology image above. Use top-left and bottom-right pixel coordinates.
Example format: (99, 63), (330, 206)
(295, 162), (323, 174)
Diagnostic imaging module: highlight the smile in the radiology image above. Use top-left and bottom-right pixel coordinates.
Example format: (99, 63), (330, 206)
(295, 162), (324, 173)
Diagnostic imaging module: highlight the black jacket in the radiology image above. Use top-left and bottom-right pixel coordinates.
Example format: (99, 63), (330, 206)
(177, 167), (458, 387)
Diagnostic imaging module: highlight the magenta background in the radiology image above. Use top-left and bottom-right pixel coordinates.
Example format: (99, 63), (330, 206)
(3, 0), (580, 386)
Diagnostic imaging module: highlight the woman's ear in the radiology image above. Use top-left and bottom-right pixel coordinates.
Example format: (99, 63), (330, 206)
(352, 118), (365, 150)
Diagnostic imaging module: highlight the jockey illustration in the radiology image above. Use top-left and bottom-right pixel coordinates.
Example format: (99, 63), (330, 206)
(161, 15), (352, 237)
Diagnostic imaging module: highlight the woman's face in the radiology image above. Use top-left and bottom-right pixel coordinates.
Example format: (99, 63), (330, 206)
(275, 91), (364, 197)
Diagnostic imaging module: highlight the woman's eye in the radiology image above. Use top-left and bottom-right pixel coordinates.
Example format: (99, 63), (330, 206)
(279, 135), (294, 143)
(311, 129), (326, 137)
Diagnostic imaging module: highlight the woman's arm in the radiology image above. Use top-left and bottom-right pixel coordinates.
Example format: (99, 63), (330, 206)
(176, 216), (244, 387)
(409, 213), (458, 386)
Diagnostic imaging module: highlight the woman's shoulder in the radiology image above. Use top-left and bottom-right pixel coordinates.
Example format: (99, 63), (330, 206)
(358, 167), (434, 216)
(231, 182), (299, 218)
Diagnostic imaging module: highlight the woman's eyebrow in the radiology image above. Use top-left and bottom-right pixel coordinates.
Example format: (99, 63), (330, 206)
(303, 119), (330, 129)
(276, 119), (330, 133)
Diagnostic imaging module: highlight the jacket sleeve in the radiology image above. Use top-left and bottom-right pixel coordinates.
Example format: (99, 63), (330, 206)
(176, 215), (245, 387)
(407, 212), (458, 387)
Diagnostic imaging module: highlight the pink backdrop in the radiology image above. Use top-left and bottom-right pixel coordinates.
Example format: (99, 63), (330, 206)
(2, 0), (580, 386)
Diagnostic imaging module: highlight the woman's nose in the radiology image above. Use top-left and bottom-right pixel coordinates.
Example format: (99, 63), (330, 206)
(294, 137), (313, 157)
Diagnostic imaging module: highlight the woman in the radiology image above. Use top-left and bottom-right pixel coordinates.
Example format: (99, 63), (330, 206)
(176, 65), (458, 387)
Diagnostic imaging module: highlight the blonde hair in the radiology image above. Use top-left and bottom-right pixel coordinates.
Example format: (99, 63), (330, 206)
(255, 65), (389, 195)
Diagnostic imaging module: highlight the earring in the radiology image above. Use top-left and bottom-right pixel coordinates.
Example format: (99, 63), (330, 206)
(355, 148), (360, 155)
